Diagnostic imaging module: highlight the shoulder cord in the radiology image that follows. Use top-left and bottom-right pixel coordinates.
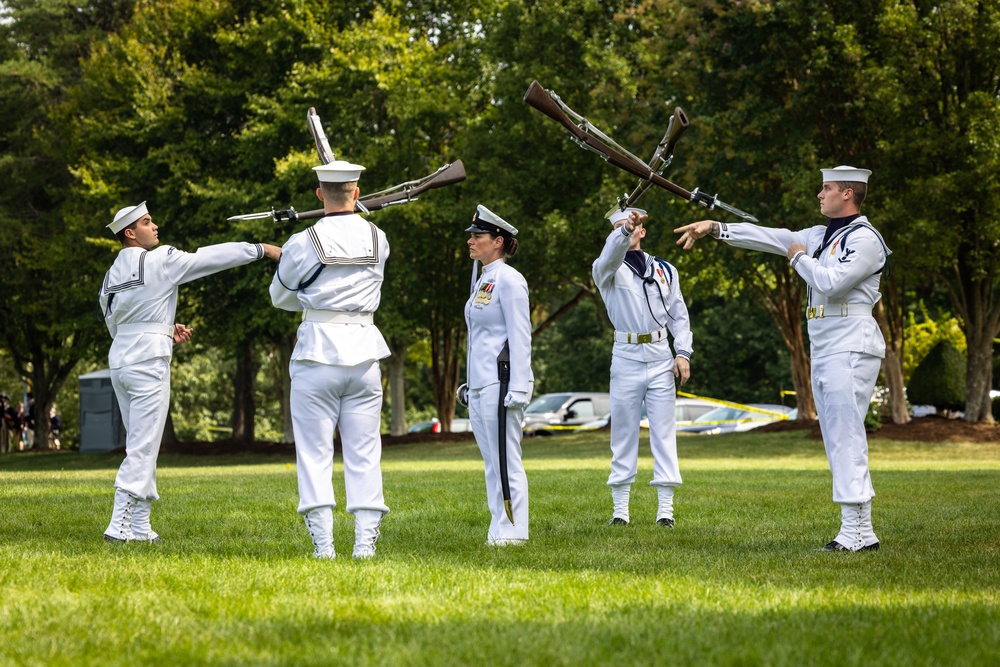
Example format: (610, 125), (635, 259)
(97, 293), (114, 322)
(275, 261), (324, 292)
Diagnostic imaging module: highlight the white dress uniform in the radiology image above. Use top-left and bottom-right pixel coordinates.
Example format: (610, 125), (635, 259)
(716, 188), (889, 549)
(269, 161), (390, 559)
(593, 209), (693, 524)
(464, 208), (533, 544)
(99, 201), (266, 542)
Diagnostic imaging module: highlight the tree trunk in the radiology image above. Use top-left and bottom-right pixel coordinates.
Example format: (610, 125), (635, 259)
(162, 410), (178, 444)
(945, 244), (1000, 424)
(28, 345), (77, 450)
(874, 300), (910, 424)
(430, 320), (462, 432)
(531, 287), (590, 339)
(749, 264), (816, 420)
(965, 327), (996, 424)
(273, 337), (294, 444)
(385, 339), (408, 436)
(231, 339), (258, 443)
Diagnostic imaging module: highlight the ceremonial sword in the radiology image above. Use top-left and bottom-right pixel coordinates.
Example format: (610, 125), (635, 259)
(496, 342), (514, 525)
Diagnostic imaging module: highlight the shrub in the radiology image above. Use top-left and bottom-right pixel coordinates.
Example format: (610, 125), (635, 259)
(864, 401), (882, 432)
(907, 340), (966, 412)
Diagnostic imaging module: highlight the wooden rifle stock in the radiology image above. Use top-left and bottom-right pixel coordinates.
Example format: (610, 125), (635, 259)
(523, 80), (692, 201)
(523, 80), (573, 127)
(361, 159), (466, 210)
(660, 107), (689, 166)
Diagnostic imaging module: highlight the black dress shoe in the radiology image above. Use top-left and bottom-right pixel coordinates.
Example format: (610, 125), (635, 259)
(823, 540), (880, 552)
(656, 518), (675, 528)
(608, 517), (629, 526)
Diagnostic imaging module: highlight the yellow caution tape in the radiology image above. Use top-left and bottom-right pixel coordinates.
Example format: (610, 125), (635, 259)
(676, 391), (792, 420)
(525, 392), (792, 433)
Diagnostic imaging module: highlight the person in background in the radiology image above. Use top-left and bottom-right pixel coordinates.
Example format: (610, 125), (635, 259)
(48, 405), (61, 450)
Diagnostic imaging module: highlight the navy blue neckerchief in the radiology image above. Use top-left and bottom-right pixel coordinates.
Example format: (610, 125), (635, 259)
(623, 250), (673, 328)
(813, 213), (860, 260)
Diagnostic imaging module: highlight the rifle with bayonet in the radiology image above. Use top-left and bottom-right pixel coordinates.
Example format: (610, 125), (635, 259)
(228, 160), (467, 223)
(523, 80), (757, 222)
(229, 106), (467, 223)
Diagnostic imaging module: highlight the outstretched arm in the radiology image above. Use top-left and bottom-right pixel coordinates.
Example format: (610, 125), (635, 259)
(674, 220), (719, 250)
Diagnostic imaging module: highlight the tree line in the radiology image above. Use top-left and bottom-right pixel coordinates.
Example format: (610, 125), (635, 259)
(1, 0), (997, 449)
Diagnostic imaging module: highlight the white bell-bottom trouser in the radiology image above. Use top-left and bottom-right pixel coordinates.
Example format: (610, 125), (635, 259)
(290, 360), (389, 516)
(468, 382), (529, 541)
(111, 357), (171, 501)
(812, 351), (880, 505)
(607, 355), (682, 488)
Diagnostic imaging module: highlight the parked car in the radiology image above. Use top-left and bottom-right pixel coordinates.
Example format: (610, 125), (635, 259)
(407, 418), (441, 434)
(642, 398), (719, 429)
(521, 392), (611, 436)
(678, 403), (795, 435)
(578, 398), (719, 431)
(449, 418), (473, 433)
(407, 417), (473, 434)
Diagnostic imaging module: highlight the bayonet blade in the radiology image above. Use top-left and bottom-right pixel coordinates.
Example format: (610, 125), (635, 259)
(227, 210), (275, 221)
(713, 198), (759, 223)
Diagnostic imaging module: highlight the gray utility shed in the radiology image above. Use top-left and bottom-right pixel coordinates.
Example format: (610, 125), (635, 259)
(78, 369), (124, 453)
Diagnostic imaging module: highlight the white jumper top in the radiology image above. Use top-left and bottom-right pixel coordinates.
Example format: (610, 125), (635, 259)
(269, 213), (390, 366)
(592, 226), (692, 364)
(100, 242), (265, 368)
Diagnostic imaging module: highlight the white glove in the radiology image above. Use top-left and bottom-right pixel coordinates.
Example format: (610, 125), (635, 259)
(504, 391), (530, 410)
(456, 383), (469, 408)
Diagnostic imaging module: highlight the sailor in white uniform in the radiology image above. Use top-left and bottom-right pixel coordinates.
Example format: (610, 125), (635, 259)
(99, 202), (280, 543)
(459, 205), (533, 545)
(269, 161), (390, 559)
(593, 208), (692, 528)
(676, 166), (889, 552)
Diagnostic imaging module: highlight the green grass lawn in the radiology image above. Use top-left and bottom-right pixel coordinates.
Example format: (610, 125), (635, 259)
(1, 431), (998, 666)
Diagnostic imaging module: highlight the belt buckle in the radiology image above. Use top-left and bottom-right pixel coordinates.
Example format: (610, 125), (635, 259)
(637, 333), (652, 344)
(807, 306), (825, 320)
(840, 303), (849, 316)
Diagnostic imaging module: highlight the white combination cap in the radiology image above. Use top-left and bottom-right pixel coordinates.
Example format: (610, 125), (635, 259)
(313, 160), (365, 183)
(607, 207), (647, 226)
(466, 204), (518, 237)
(821, 165), (871, 184)
(108, 201), (148, 234)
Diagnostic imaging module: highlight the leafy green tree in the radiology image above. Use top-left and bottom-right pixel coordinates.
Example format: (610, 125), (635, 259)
(0, 0), (133, 448)
(872, 0), (1000, 422)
